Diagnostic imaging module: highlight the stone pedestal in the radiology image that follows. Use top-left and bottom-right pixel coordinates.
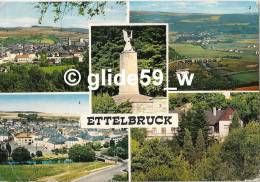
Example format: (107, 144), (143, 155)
(119, 51), (139, 94)
(113, 51), (151, 104)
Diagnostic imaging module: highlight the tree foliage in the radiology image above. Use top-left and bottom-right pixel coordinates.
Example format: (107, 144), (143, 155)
(0, 146), (8, 163)
(11, 147), (31, 162)
(0, 55), (89, 92)
(68, 144), (95, 162)
(195, 129), (206, 160)
(34, 2), (125, 24)
(182, 129), (195, 164)
(92, 93), (132, 114)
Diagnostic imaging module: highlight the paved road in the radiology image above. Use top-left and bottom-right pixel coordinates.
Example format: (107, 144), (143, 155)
(72, 162), (127, 182)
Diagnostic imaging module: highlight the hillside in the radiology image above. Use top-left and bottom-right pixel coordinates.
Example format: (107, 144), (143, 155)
(130, 11), (259, 34)
(0, 26), (88, 44)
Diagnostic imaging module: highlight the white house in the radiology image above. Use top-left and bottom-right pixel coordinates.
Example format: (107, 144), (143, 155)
(14, 132), (35, 145)
(205, 107), (243, 140)
(15, 54), (33, 63)
(0, 128), (9, 142)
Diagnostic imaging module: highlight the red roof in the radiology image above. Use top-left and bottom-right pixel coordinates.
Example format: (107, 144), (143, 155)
(15, 54), (30, 59)
(219, 107), (235, 121)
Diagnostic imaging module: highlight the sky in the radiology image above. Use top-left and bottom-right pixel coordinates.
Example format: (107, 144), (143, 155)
(0, 2), (127, 28)
(130, 1), (258, 14)
(0, 93), (89, 115)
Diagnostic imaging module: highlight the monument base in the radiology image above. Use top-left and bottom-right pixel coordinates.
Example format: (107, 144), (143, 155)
(113, 94), (152, 104)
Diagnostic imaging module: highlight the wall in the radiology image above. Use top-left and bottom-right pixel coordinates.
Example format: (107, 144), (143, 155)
(131, 97), (168, 114)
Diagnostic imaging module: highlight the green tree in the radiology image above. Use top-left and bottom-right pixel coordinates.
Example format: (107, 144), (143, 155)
(195, 144), (234, 181)
(131, 128), (147, 144)
(131, 138), (173, 173)
(220, 122), (260, 180)
(0, 146), (8, 163)
(35, 2), (125, 24)
(230, 93), (259, 123)
(36, 151), (43, 157)
(39, 52), (48, 66)
(195, 129), (206, 160)
(178, 110), (208, 146)
(103, 141), (109, 148)
(68, 144), (95, 162)
(11, 147), (31, 162)
(110, 140), (115, 147)
(5, 143), (12, 157)
(182, 129), (195, 164)
(92, 142), (102, 151)
(231, 111), (240, 129)
(92, 93), (131, 114)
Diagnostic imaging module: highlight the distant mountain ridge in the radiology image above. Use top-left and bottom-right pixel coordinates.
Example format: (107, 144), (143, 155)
(130, 11), (259, 34)
(131, 10), (258, 16)
(0, 26), (88, 33)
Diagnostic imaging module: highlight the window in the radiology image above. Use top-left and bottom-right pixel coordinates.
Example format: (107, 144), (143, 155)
(152, 128), (157, 134)
(161, 128), (166, 135)
(224, 125), (229, 131)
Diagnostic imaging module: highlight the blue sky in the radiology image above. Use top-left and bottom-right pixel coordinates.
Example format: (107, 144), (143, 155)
(0, 93), (89, 115)
(130, 1), (258, 14)
(0, 2), (126, 28)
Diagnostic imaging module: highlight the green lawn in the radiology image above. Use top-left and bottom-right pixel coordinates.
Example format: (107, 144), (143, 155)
(0, 161), (110, 182)
(40, 65), (74, 74)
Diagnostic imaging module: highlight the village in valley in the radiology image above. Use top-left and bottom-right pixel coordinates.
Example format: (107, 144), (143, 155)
(0, 93), (128, 181)
(0, 27), (88, 68)
(0, 115), (126, 156)
(0, 27), (89, 92)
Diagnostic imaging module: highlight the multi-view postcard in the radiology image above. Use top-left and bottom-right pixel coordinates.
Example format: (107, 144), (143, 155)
(0, 1), (259, 182)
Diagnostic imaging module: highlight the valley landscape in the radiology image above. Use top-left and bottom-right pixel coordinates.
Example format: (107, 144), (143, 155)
(131, 10), (259, 90)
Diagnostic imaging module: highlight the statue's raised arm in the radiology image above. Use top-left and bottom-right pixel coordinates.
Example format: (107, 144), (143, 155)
(122, 30), (134, 52)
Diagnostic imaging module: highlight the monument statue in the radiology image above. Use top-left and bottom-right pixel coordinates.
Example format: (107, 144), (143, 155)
(123, 30), (134, 52)
(113, 29), (152, 104)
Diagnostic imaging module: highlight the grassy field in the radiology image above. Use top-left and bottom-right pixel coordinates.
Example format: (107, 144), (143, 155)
(171, 43), (241, 58)
(171, 43), (257, 62)
(0, 161), (110, 182)
(209, 59), (258, 72)
(230, 71), (259, 84)
(41, 65), (74, 74)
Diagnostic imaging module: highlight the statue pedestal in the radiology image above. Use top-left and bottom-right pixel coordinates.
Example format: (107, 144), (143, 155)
(113, 51), (151, 104)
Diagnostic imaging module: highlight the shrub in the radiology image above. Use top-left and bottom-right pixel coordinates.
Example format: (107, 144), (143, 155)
(11, 147), (31, 162)
(92, 93), (131, 113)
(36, 151), (43, 157)
(68, 144), (95, 162)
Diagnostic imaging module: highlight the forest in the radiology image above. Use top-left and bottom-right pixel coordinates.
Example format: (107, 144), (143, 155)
(0, 54), (89, 92)
(131, 92), (260, 181)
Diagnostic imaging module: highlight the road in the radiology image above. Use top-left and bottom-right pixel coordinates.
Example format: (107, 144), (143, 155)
(72, 162), (127, 182)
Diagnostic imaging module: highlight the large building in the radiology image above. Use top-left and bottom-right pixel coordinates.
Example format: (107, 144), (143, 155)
(14, 132), (35, 145)
(146, 127), (178, 139)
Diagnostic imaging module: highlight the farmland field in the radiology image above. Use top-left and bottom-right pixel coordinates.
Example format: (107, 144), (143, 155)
(230, 71), (258, 84)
